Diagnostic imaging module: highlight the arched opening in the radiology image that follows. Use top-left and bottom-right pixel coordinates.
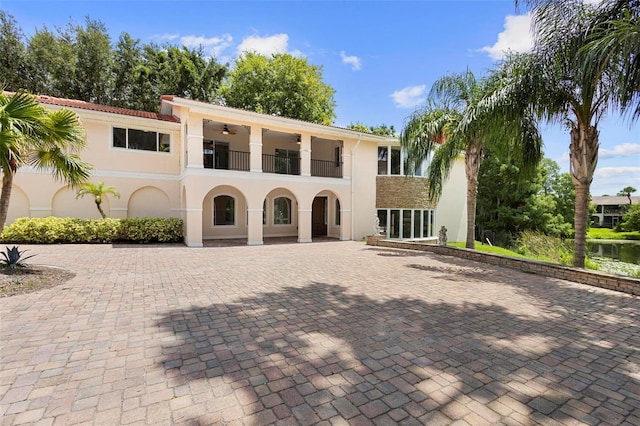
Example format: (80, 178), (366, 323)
(312, 190), (342, 240)
(263, 188), (298, 239)
(202, 185), (248, 240)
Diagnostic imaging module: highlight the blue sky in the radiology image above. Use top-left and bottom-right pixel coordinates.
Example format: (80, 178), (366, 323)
(4, 0), (639, 196)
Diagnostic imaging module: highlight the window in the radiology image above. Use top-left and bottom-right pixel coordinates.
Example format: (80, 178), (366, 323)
(213, 195), (235, 226)
(390, 147), (401, 175)
(334, 147), (341, 166)
(274, 197), (291, 225)
(113, 127), (170, 153)
(203, 140), (214, 168)
(275, 149), (300, 175)
(377, 147), (388, 175)
(335, 199), (341, 226)
(378, 146), (403, 175)
(378, 208), (435, 239)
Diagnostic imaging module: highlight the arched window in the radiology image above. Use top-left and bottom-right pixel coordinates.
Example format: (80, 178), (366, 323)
(213, 195), (235, 226)
(273, 197), (291, 225)
(335, 199), (341, 226)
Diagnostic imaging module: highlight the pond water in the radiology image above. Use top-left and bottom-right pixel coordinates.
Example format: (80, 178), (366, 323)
(587, 241), (640, 265)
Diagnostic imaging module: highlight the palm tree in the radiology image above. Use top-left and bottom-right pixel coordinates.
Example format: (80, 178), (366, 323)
(504, 0), (632, 267)
(400, 70), (542, 249)
(617, 186), (637, 205)
(76, 181), (120, 219)
(585, 0), (640, 119)
(0, 90), (92, 230)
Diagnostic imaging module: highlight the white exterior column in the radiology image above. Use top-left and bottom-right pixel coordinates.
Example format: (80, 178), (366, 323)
(186, 114), (204, 168)
(298, 207), (312, 243)
(249, 125), (263, 173)
(247, 208), (264, 245)
(340, 208), (351, 241)
(182, 182), (203, 247)
(300, 134), (311, 177)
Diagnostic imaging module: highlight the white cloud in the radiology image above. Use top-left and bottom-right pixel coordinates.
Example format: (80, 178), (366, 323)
(236, 34), (290, 57)
(592, 166), (640, 195)
(595, 166), (640, 179)
(340, 51), (361, 71)
(555, 151), (570, 164)
(599, 143), (640, 159)
(479, 13), (533, 60)
(181, 34), (233, 59)
(391, 85), (426, 109)
(150, 33), (180, 41)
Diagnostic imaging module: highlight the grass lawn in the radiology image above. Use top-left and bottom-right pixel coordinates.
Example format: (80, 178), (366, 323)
(587, 228), (640, 240)
(447, 241), (528, 258)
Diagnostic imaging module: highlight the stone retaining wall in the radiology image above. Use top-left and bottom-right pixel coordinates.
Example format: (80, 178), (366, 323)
(366, 236), (640, 296)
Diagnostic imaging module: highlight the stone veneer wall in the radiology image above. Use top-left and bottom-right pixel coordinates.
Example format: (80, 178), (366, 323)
(376, 176), (436, 209)
(366, 236), (640, 296)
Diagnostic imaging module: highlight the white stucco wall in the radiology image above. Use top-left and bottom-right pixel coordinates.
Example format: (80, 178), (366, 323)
(435, 157), (467, 243)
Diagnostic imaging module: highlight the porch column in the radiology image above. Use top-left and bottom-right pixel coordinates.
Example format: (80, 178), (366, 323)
(342, 143), (353, 178)
(247, 208), (264, 246)
(298, 208), (312, 243)
(186, 114), (205, 168)
(183, 183), (203, 247)
(300, 134), (311, 177)
(340, 209), (352, 241)
(249, 125), (263, 173)
(184, 209), (203, 247)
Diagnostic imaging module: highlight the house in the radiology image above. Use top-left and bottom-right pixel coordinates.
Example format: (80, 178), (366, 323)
(591, 195), (639, 228)
(8, 94), (466, 246)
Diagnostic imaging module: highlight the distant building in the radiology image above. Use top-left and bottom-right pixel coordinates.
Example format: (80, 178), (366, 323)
(591, 195), (639, 228)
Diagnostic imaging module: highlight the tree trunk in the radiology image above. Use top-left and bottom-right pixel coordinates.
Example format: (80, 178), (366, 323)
(465, 142), (483, 249)
(0, 171), (15, 231)
(95, 200), (106, 219)
(569, 125), (599, 268)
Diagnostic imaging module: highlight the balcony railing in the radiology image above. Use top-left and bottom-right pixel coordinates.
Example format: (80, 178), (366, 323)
(311, 159), (342, 178)
(263, 154), (300, 175)
(204, 149), (250, 171)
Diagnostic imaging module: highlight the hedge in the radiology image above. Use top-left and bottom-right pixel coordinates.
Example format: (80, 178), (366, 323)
(0, 217), (184, 244)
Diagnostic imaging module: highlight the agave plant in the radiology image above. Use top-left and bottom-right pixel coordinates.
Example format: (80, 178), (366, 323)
(0, 246), (37, 270)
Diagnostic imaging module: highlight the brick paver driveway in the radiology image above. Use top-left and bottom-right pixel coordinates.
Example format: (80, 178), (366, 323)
(1, 241), (638, 425)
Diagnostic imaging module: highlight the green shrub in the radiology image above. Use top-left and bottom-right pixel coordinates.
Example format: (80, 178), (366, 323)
(516, 230), (575, 266)
(0, 217), (183, 244)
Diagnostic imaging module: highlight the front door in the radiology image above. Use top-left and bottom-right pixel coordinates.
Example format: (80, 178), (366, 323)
(312, 197), (327, 237)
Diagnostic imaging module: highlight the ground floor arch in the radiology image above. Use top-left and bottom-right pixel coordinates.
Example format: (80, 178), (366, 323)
(311, 190), (342, 240)
(202, 185), (249, 240)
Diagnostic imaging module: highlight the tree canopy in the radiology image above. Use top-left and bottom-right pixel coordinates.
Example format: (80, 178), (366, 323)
(0, 12), (227, 113)
(220, 52), (336, 125)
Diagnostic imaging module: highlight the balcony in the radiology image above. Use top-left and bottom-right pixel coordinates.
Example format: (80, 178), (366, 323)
(311, 159), (342, 178)
(263, 154), (300, 175)
(204, 149), (250, 171)
(202, 150), (343, 178)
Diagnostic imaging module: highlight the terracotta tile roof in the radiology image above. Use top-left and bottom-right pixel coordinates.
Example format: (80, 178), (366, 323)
(36, 95), (180, 123)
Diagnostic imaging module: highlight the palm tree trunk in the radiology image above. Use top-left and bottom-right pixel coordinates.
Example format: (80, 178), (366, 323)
(569, 125), (599, 268)
(95, 200), (107, 219)
(465, 142), (483, 249)
(0, 171), (15, 231)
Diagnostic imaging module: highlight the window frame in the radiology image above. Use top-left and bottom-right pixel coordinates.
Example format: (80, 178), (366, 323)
(212, 194), (236, 227)
(112, 126), (171, 154)
(273, 196), (292, 225)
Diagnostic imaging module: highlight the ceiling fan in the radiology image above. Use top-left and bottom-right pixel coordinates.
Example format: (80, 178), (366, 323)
(210, 123), (237, 135)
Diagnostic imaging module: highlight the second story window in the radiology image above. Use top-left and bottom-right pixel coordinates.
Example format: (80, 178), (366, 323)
(113, 127), (170, 153)
(378, 146), (401, 175)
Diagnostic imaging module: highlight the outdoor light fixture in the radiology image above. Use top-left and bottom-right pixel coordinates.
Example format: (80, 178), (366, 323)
(222, 125), (230, 135)
(296, 134), (301, 144)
